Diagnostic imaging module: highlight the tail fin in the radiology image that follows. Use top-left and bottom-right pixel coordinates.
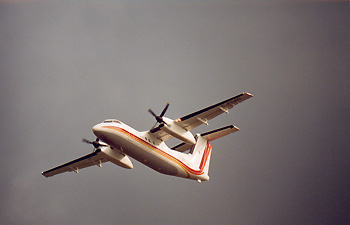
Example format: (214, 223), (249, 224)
(190, 135), (212, 181)
(187, 125), (239, 182)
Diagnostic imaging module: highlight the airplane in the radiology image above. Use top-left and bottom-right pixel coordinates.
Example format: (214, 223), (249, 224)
(42, 92), (253, 182)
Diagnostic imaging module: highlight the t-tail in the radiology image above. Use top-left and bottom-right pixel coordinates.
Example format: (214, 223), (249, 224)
(187, 125), (240, 182)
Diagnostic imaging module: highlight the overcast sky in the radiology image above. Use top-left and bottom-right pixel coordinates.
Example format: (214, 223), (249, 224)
(1, 1), (349, 224)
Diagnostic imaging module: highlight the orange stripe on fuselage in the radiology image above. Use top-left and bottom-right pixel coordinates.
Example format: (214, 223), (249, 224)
(102, 126), (211, 176)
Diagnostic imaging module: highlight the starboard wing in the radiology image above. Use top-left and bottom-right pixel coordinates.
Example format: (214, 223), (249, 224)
(152, 93), (252, 142)
(175, 93), (252, 131)
(42, 149), (109, 178)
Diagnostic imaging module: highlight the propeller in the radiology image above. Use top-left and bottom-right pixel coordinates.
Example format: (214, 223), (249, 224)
(148, 102), (170, 129)
(82, 138), (108, 151)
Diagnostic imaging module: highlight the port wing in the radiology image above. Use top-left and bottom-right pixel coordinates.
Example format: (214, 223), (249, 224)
(42, 149), (108, 178)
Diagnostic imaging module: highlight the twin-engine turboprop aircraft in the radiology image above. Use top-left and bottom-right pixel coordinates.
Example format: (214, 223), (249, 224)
(42, 93), (253, 182)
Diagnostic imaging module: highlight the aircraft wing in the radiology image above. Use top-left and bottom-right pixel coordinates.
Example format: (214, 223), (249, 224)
(42, 149), (109, 178)
(175, 93), (252, 131)
(153, 93), (252, 142)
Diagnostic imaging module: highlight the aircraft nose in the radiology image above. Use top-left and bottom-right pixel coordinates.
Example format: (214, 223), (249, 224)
(92, 124), (104, 137)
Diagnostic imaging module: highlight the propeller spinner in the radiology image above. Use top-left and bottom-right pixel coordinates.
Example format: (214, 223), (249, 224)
(82, 138), (107, 151)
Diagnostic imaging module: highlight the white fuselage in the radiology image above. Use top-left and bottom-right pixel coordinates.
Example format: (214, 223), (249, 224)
(92, 121), (210, 181)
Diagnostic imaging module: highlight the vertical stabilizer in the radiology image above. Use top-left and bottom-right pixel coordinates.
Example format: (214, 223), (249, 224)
(190, 135), (212, 181)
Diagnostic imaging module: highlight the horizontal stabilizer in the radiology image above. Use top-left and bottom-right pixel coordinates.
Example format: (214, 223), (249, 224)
(201, 125), (239, 142)
(171, 125), (239, 152)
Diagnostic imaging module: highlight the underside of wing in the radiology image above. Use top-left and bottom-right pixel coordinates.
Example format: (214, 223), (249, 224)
(151, 93), (252, 142)
(42, 149), (109, 178)
(175, 92), (252, 131)
(149, 124), (171, 142)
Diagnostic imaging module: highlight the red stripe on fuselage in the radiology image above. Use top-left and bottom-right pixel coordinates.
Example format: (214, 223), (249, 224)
(102, 126), (211, 176)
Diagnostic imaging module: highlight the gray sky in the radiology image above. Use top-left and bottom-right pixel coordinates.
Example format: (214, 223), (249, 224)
(1, 1), (349, 224)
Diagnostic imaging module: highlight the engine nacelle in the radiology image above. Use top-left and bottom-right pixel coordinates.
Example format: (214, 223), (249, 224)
(161, 117), (196, 145)
(101, 147), (133, 169)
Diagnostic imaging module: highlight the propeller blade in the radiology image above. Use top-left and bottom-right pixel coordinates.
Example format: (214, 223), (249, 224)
(148, 102), (170, 130)
(148, 108), (158, 118)
(151, 121), (158, 129)
(82, 138), (107, 149)
(159, 102), (170, 117)
(82, 138), (92, 144)
(148, 108), (163, 123)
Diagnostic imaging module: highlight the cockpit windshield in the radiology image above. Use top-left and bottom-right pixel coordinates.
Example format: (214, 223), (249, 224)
(103, 119), (121, 124)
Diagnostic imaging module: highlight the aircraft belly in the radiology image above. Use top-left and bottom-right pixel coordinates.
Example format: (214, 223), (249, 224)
(126, 146), (179, 176)
(100, 128), (179, 176)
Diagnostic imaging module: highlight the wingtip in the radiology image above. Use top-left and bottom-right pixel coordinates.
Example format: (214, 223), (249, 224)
(244, 92), (253, 97)
(41, 171), (51, 178)
(228, 125), (240, 131)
